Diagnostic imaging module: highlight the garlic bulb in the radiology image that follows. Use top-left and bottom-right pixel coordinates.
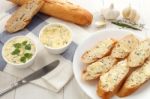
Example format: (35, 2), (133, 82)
(122, 6), (140, 23)
(101, 4), (120, 20)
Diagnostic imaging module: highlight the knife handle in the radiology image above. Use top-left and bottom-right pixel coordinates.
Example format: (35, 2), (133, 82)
(0, 80), (27, 96)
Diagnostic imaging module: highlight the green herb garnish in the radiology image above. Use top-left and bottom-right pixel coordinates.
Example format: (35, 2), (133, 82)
(20, 57), (26, 63)
(13, 43), (21, 48)
(24, 53), (32, 59)
(11, 49), (20, 55)
(20, 53), (32, 63)
(111, 20), (144, 31)
(11, 40), (33, 63)
(25, 44), (31, 50)
(22, 41), (28, 45)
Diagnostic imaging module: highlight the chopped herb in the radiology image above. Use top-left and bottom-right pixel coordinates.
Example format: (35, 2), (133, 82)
(20, 57), (26, 63)
(22, 41), (28, 45)
(13, 43), (21, 48)
(25, 44), (31, 50)
(11, 49), (20, 55)
(24, 53), (32, 59)
(111, 20), (144, 31)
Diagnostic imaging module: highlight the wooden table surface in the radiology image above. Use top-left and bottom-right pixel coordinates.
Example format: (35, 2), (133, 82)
(0, 0), (150, 99)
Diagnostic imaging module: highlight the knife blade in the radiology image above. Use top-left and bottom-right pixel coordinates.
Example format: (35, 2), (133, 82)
(0, 60), (60, 96)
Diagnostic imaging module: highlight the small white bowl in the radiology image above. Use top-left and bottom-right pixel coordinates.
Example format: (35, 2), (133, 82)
(39, 23), (73, 54)
(2, 36), (37, 68)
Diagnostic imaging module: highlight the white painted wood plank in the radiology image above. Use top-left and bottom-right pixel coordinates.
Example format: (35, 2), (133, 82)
(103, 0), (130, 12)
(64, 78), (91, 99)
(70, 0), (104, 13)
(140, 0), (150, 37)
(15, 84), (63, 99)
(1, 91), (16, 99)
(0, 71), (16, 99)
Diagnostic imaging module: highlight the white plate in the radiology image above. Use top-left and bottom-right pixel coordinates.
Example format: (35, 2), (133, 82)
(73, 29), (147, 99)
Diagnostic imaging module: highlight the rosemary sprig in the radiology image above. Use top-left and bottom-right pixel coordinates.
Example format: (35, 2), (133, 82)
(111, 20), (144, 31)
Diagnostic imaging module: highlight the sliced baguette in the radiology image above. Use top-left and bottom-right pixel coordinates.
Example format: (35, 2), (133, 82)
(111, 34), (139, 58)
(5, 0), (44, 33)
(97, 60), (129, 99)
(118, 57), (150, 97)
(11, 0), (93, 26)
(82, 56), (117, 80)
(128, 39), (150, 67)
(81, 39), (116, 64)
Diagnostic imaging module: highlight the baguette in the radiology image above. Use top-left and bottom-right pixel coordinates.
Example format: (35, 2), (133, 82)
(82, 56), (117, 80)
(11, 0), (93, 26)
(118, 57), (150, 97)
(128, 39), (150, 67)
(81, 39), (116, 64)
(97, 60), (129, 99)
(111, 34), (139, 58)
(6, 0), (44, 33)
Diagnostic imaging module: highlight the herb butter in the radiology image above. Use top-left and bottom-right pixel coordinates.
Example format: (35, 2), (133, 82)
(40, 24), (71, 48)
(3, 37), (36, 64)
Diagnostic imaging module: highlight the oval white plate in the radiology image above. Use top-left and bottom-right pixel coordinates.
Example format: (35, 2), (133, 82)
(73, 29), (147, 99)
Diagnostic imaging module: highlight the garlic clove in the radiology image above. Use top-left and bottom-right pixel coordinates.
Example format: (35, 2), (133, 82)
(133, 14), (140, 22)
(95, 20), (107, 28)
(128, 9), (136, 21)
(122, 6), (131, 19)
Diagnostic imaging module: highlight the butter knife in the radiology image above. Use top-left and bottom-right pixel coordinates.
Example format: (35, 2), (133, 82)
(0, 60), (60, 96)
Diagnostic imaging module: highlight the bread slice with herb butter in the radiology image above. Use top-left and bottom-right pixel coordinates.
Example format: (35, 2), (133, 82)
(128, 39), (150, 67)
(81, 39), (116, 64)
(111, 34), (139, 59)
(82, 56), (117, 80)
(97, 60), (130, 99)
(118, 57), (150, 97)
(5, 0), (44, 33)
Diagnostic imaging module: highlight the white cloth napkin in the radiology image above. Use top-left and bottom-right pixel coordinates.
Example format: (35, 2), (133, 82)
(4, 33), (73, 92)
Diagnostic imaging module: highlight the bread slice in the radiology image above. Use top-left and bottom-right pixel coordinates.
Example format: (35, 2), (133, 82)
(5, 0), (44, 33)
(111, 34), (139, 58)
(118, 57), (150, 97)
(81, 39), (116, 64)
(97, 60), (129, 99)
(128, 39), (150, 67)
(82, 56), (117, 80)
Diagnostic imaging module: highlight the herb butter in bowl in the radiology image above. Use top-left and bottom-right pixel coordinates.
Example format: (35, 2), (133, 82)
(2, 36), (37, 68)
(39, 23), (72, 54)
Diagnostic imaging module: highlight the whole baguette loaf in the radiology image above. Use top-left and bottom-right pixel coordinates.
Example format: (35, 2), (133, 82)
(11, 0), (93, 26)
(118, 57), (150, 97)
(97, 60), (130, 99)
(6, 0), (44, 33)
(82, 56), (117, 80)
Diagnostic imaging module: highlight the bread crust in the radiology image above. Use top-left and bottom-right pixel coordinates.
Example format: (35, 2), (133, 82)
(97, 81), (114, 99)
(97, 60), (130, 99)
(82, 56), (117, 80)
(111, 34), (139, 59)
(11, 0), (93, 26)
(118, 58), (150, 97)
(127, 39), (150, 67)
(117, 85), (139, 97)
(81, 39), (116, 64)
(6, 0), (44, 33)
(97, 72), (129, 99)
